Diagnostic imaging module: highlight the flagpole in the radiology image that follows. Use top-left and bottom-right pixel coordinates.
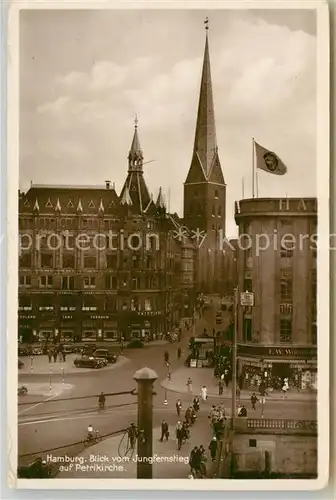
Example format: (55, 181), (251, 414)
(256, 171), (259, 198)
(242, 177), (245, 199)
(252, 137), (255, 198)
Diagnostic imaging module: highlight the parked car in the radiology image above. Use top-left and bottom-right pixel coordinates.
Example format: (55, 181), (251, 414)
(73, 356), (105, 369)
(81, 344), (97, 356)
(93, 349), (118, 364)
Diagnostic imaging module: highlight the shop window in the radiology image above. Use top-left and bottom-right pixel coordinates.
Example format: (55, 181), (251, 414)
(63, 253), (75, 269)
(144, 299), (152, 311)
(280, 280), (292, 301)
(19, 275), (31, 287)
(20, 253), (32, 268)
(39, 275), (53, 288)
(61, 276), (75, 290)
(41, 252), (53, 268)
(60, 295), (76, 311)
(83, 255), (97, 269)
(106, 254), (117, 269)
(280, 319), (292, 343)
(243, 318), (252, 342)
(82, 331), (96, 340)
(83, 276), (96, 288)
(82, 297), (97, 311)
(104, 330), (118, 340)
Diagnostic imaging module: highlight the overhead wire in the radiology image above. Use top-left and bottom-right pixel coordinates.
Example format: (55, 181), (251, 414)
(18, 388), (137, 406)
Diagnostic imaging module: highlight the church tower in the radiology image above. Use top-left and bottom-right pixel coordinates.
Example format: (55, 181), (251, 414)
(183, 21), (226, 293)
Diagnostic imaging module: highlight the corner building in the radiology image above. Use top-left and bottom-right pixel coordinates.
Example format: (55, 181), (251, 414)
(234, 197), (317, 390)
(18, 124), (195, 345)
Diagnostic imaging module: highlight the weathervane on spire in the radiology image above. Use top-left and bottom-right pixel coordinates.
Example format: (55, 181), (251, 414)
(204, 17), (209, 32)
(134, 113), (138, 128)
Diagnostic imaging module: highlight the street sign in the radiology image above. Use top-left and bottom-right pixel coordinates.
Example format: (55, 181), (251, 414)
(240, 291), (254, 307)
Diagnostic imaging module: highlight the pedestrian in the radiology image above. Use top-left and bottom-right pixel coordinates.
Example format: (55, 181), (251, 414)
(189, 446), (198, 475)
(52, 350), (57, 363)
(251, 392), (258, 410)
(177, 347), (181, 359)
(236, 386), (241, 403)
(201, 385), (207, 402)
(62, 351), (66, 362)
(164, 351), (169, 363)
(208, 437), (218, 462)
(239, 404), (247, 417)
(218, 379), (224, 396)
(175, 421), (183, 450)
(186, 377), (192, 393)
(128, 423), (137, 449)
(47, 350), (52, 363)
(176, 399), (182, 417)
(193, 396), (200, 412)
(282, 383), (288, 398)
(160, 420), (169, 441)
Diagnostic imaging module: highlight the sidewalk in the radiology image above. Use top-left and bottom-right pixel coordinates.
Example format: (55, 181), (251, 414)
(18, 354), (129, 376)
(161, 367), (317, 402)
(57, 414), (213, 479)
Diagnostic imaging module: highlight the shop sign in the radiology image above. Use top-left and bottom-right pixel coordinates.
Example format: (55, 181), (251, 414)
(237, 344), (317, 359)
(90, 315), (110, 320)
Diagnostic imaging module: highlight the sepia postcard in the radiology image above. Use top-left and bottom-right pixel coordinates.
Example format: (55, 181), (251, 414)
(7, 0), (330, 491)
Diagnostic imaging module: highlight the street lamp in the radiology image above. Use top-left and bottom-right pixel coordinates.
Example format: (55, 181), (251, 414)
(166, 362), (171, 380)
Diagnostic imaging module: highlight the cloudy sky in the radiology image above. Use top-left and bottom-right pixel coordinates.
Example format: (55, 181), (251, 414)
(19, 8), (317, 237)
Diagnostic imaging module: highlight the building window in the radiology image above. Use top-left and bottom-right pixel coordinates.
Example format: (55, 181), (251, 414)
(280, 280), (292, 301)
(280, 244), (293, 259)
(214, 189), (219, 199)
(249, 439), (257, 448)
(244, 279), (252, 292)
(61, 276), (75, 290)
(280, 319), (292, 343)
(63, 253), (75, 269)
(19, 253), (32, 268)
(19, 275), (31, 287)
(311, 323), (317, 345)
(41, 252), (53, 268)
(39, 275), (53, 288)
(243, 318), (252, 342)
(131, 298), (139, 311)
(82, 297), (97, 311)
(83, 276), (96, 288)
(106, 254), (117, 269)
(146, 255), (153, 269)
(132, 255), (140, 269)
(132, 277), (141, 290)
(280, 303), (293, 315)
(83, 256), (97, 269)
(105, 296), (117, 312)
(60, 296), (76, 311)
(144, 299), (152, 311)
(105, 275), (118, 290)
(218, 205), (221, 216)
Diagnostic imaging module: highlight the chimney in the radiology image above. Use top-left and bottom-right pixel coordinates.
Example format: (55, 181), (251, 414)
(105, 180), (111, 190)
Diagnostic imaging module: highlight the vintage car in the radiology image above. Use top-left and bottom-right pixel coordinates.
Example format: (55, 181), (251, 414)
(93, 349), (118, 364)
(73, 355), (105, 369)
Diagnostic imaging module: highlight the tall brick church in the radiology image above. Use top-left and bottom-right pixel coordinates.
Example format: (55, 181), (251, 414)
(184, 28), (226, 293)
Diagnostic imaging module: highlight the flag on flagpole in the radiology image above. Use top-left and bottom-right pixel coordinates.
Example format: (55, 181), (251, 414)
(254, 141), (287, 176)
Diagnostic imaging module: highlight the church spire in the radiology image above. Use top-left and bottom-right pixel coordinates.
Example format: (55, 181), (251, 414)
(128, 115), (143, 171)
(193, 19), (217, 178)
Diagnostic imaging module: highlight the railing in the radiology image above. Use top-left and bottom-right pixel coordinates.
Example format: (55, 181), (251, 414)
(246, 418), (317, 433)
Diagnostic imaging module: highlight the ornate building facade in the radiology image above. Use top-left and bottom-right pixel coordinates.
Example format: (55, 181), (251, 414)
(234, 197), (317, 389)
(183, 30), (226, 294)
(18, 124), (195, 344)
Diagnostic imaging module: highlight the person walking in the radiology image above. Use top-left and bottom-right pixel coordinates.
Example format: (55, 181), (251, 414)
(218, 379), (224, 396)
(186, 377), (192, 393)
(62, 351), (66, 362)
(175, 422), (183, 450)
(176, 399), (182, 417)
(52, 349), (57, 363)
(251, 393), (258, 410)
(177, 347), (182, 359)
(47, 349), (52, 363)
(159, 420), (169, 441)
(189, 446), (198, 476)
(208, 437), (218, 462)
(201, 385), (207, 402)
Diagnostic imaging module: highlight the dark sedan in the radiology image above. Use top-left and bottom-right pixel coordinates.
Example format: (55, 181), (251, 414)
(93, 349), (118, 364)
(73, 355), (105, 369)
